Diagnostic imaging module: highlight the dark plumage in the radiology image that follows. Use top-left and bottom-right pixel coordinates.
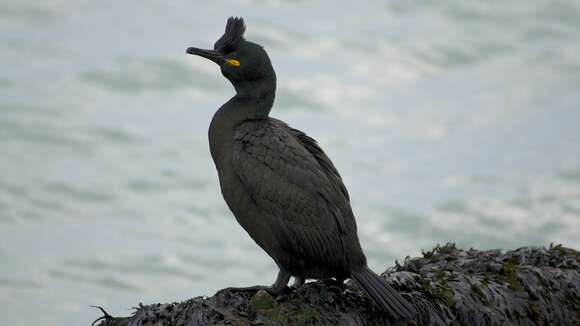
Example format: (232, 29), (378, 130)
(186, 17), (417, 320)
(214, 17), (246, 53)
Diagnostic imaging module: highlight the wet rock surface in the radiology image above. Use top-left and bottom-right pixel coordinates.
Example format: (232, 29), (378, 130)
(93, 244), (580, 325)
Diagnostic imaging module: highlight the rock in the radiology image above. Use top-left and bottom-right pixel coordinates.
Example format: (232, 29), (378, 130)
(249, 289), (275, 311)
(92, 244), (580, 325)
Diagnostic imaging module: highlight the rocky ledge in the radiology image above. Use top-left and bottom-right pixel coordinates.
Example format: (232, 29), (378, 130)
(93, 244), (580, 325)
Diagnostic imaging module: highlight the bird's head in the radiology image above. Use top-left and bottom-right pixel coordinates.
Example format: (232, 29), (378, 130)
(186, 17), (275, 93)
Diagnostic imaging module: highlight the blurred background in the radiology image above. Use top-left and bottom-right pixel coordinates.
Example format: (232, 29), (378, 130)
(1, 0), (579, 325)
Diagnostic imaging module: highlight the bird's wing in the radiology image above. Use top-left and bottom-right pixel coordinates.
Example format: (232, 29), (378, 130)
(287, 126), (350, 202)
(232, 119), (358, 268)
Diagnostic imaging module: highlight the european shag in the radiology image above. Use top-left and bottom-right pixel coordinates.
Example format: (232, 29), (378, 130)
(186, 17), (417, 320)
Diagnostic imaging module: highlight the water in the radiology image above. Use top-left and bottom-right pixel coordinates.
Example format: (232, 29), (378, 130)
(1, 0), (579, 324)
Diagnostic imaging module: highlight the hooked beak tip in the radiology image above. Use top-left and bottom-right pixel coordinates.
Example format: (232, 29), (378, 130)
(185, 46), (225, 65)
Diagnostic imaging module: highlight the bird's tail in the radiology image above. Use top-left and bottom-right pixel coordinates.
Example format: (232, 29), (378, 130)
(351, 266), (417, 320)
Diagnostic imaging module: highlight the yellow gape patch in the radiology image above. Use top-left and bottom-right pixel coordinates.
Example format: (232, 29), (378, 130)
(225, 59), (240, 67)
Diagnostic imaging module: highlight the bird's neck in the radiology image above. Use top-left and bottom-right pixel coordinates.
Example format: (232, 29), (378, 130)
(232, 76), (276, 117)
(208, 76), (276, 167)
(214, 76), (277, 127)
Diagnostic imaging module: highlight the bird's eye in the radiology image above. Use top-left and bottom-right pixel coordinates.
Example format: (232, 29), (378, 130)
(225, 58), (241, 68)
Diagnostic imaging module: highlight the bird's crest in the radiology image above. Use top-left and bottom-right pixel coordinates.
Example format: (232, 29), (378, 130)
(214, 17), (246, 53)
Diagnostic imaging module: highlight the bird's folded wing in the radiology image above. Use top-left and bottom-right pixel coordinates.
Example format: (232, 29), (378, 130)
(232, 119), (353, 266)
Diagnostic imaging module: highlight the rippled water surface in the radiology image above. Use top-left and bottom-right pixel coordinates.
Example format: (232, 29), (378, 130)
(1, 1), (580, 324)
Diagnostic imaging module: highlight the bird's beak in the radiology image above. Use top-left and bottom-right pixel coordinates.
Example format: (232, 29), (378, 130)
(186, 47), (226, 65)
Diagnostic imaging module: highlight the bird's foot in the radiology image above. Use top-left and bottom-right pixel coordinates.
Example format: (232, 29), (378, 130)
(221, 285), (290, 296)
(222, 268), (292, 297)
(264, 285), (291, 296)
(223, 285), (267, 293)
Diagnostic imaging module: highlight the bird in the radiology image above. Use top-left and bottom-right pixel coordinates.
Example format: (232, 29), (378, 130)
(186, 17), (417, 320)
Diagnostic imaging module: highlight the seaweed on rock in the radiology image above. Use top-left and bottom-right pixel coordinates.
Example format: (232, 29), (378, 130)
(93, 244), (580, 325)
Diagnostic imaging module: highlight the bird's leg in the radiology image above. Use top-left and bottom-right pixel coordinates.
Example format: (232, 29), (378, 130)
(222, 268), (291, 296)
(265, 268), (291, 295)
(292, 276), (305, 288)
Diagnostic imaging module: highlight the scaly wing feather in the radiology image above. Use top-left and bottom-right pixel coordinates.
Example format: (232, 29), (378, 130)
(232, 119), (363, 270)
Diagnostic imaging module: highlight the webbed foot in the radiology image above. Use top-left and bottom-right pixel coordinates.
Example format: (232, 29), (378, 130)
(222, 268), (292, 297)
